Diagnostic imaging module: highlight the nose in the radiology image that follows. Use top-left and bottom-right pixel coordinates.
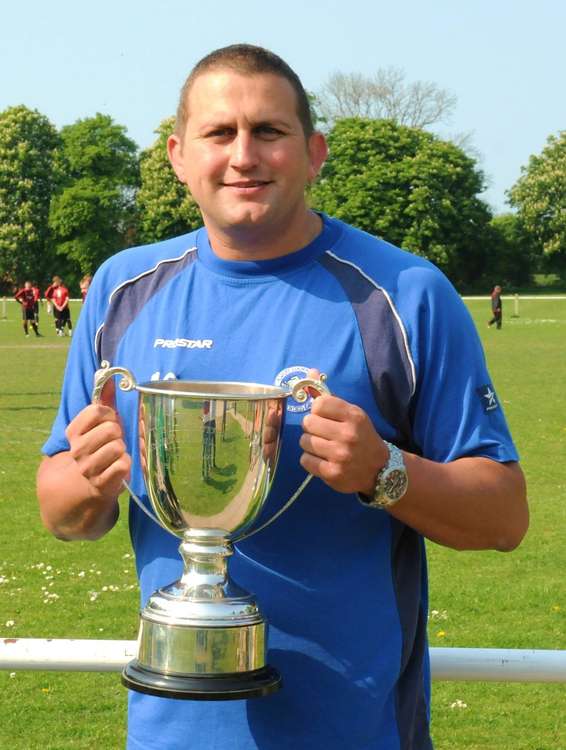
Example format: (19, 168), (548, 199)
(229, 131), (259, 171)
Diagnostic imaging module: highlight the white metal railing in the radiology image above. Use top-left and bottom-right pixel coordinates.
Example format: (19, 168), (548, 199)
(1, 638), (566, 682)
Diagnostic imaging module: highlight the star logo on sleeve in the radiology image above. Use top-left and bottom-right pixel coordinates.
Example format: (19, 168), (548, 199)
(476, 384), (499, 413)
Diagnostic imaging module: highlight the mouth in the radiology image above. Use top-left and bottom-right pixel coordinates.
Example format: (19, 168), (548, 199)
(222, 180), (272, 190)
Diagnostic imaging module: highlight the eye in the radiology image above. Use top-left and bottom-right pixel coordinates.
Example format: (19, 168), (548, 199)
(204, 127), (235, 141)
(255, 125), (284, 140)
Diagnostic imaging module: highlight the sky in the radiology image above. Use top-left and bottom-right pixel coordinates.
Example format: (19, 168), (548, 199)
(1, 0), (565, 213)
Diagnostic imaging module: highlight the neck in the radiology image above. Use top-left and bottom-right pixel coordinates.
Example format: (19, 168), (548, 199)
(205, 210), (323, 262)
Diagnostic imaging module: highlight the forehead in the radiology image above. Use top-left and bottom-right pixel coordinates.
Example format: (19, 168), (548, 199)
(185, 69), (300, 125)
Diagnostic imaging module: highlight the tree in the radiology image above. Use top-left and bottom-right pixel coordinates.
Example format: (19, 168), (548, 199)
(316, 68), (456, 129)
(49, 113), (139, 278)
(135, 117), (201, 244)
(485, 214), (534, 287)
(0, 105), (59, 288)
(309, 118), (492, 287)
(508, 130), (566, 274)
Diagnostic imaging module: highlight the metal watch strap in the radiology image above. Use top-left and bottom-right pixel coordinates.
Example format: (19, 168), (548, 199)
(358, 440), (408, 510)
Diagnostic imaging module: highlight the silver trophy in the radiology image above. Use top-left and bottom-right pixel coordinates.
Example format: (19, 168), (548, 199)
(92, 362), (329, 700)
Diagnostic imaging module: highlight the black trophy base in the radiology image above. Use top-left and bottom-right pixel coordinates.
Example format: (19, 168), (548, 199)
(122, 660), (282, 701)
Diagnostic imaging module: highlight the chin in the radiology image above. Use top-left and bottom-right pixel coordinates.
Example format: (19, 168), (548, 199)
(225, 206), (273, 229)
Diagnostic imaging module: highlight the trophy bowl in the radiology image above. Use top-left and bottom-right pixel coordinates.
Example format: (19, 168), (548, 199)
(92, 363), (328, 700)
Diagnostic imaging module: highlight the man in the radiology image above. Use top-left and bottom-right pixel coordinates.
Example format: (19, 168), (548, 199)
(488, 284), (503, 329)
(44, 279), (55, 316)
(49, 276), (73, 336)
(37, 45), (528, 750)
(31, 282), (41, 326)
(79, 274), (92, 303)
(14, 280), (40, 337)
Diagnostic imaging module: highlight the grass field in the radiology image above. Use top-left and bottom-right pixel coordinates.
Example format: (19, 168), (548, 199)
(1, 296), (565, 749)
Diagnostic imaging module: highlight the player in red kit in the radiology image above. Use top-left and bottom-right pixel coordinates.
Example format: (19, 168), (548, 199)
(32, 283), (41, 325)
(15, 281), (40, 337)
(50, 276), (73, 336)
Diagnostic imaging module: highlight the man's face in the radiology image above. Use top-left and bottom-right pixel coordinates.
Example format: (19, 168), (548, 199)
(168, 70), (326, 243)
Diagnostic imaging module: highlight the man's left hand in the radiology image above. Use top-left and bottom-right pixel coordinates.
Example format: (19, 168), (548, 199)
(299, 393), (388, 495)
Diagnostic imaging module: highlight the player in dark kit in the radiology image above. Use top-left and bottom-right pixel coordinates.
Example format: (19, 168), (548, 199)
(488, 285), (503, 329)
(15, 281), (40, 337)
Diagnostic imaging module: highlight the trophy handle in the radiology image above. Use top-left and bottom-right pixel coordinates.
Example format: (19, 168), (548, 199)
(92, 360), (137, 403)
(234, 375), (331, 543)
(91, 362), (171, 531)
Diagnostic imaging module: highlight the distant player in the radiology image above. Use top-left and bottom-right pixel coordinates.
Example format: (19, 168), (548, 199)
(32, 282), (41, 325)
(50, 276), (73, 337)
(14, 281), (40, 337)
(44, 280), (55, 316)
(79, 274), (92, 303)
(488, 285), (503, 329)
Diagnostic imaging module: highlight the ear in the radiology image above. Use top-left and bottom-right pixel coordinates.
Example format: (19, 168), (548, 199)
(307, 132), (328, 183)
(167, 133), (187, 184)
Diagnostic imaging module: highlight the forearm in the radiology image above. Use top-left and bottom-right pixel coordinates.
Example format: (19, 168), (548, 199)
(37, 453), (120, 541)
(388, 454), (528, 552)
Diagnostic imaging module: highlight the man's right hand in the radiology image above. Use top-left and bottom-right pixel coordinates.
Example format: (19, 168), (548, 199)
(66, 403), (131, 502)
(37, 402), (131, 541)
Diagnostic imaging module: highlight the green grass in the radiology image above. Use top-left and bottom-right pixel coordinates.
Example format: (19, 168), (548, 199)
(0, 302), (136, 748)
(428, 297), (566, 749)
(1, 296), (565, 748)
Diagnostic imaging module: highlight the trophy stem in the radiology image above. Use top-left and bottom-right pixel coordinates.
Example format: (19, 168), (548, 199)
(178, 529), (233, 599)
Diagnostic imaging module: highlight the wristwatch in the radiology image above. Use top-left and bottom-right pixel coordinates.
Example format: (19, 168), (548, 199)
(360, 441), (408, 509)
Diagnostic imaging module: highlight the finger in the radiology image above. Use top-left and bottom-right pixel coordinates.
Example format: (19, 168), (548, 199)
(92, 453), (132, 496)
(299, 451), (345, 490)
(301, 412), (348, 442)
(97, 377), (117, 410)
(300, 432), (339, 462)
(76, 439), (129, 481)
(308, 394), (356, 420)
(70, 424), (126, 467)
(66, 403), (121, 441)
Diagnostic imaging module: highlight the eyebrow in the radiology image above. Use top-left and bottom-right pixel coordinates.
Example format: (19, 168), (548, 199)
(195, 115), (295, 132)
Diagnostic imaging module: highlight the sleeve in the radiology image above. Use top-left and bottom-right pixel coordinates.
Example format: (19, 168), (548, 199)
(404, 269), (519, 464)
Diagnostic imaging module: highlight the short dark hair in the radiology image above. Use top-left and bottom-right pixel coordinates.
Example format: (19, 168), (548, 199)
(175, 44), (314, 139)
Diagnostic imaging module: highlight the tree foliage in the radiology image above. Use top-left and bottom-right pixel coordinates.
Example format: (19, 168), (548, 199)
(0, 105), (59, 287)
(508, 130), (566, 271)
(310, 118), (492, 286)
(136, 117), (202, 244)
(49, 113), (139, 276)
(485, 214), (535, 287)
(316, 68), (456, 129)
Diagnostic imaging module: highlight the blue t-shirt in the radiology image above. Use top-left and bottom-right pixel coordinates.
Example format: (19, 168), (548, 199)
(44, 215), (518, 750)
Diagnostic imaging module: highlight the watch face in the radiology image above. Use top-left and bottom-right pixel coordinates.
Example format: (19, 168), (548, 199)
(384, 469), (408, 501)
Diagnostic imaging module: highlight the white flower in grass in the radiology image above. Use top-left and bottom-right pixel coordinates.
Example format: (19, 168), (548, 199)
(78, 571), (85, 578)
(5, 620), (15, 628)
(9, 673), (16, 679)
(89, 591), (99, 602)
(429, 609), (448, 621)
(450, 699), (468, 709)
